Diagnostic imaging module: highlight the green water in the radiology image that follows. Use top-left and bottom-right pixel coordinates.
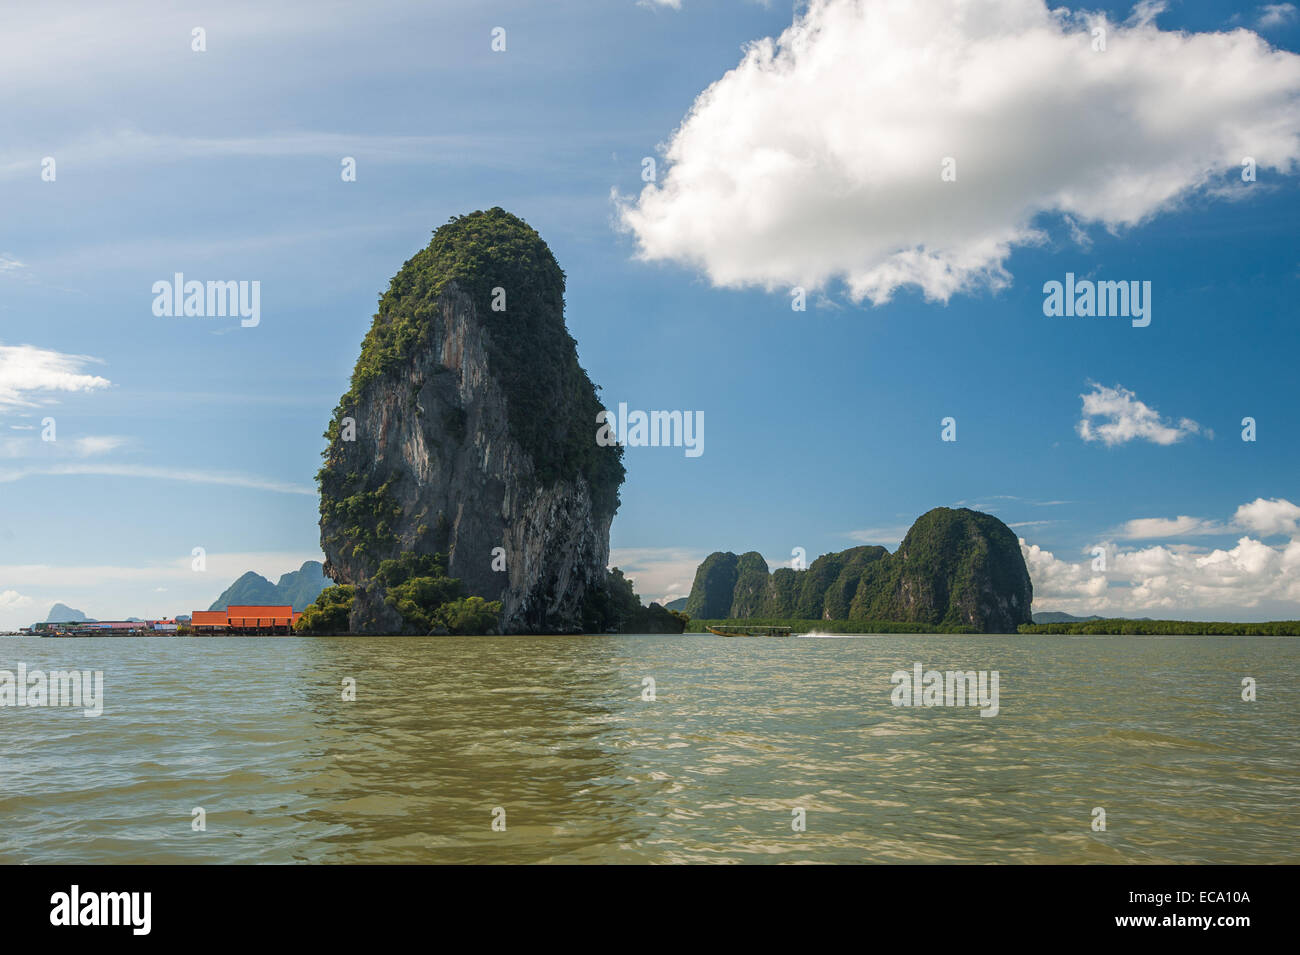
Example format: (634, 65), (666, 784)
(1, 633), (1296, 864)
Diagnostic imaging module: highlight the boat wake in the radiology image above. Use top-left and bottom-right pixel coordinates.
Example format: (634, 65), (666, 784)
(798, 631), (874, 638)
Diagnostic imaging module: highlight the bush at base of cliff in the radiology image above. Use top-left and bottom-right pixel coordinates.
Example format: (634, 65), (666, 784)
(434, 596), (503, 635)
(372, 551), (506, 635)
(625, 603), (687, 634)
(376, 552), (462, 634)
(295, 585), (357, 634)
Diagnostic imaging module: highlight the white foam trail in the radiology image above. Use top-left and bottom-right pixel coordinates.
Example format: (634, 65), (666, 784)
(797, 631), (875, 638)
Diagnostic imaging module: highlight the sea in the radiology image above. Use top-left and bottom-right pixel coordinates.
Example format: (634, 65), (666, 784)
(1, 633), (1296, 864)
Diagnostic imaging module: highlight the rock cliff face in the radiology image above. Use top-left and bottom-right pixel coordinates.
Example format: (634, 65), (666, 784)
(858, 508), (1032, 632)
(683, 552), (740, 619)
(684, 508), (1032, 633)
(317, 209), (624, 633)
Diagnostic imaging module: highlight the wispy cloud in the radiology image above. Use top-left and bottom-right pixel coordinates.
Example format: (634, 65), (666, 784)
(0, 463), (314, 495)
(846, 526), (910, 547)
(0, 130), (526, 182)
(71, 435), (128, 456)
(1258, 4), (1298, 29)
(609, 546), (708, 604)
(0, 551), (323, 590)
(0, 343), (111, 409)
(0, 253), (29, 277)
(1104, 498), (1300, 542)
(1116, 515), (1225, 539)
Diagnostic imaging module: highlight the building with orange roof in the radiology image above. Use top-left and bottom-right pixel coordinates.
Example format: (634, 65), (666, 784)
(190, 610), (228, 632)
(190, 605), (302, 635)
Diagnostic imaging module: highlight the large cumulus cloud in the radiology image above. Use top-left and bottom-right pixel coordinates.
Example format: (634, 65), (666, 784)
(617, 0), (1300, 303)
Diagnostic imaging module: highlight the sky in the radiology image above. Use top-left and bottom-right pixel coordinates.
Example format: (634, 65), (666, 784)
(2, 0), (1299, 628)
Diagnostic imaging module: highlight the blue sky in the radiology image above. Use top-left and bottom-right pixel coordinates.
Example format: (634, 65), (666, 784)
(2, 0), (1299, 627)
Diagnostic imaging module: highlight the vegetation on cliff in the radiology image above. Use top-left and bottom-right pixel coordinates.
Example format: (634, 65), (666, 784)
(682, 508), (1032, 633)
(294, 585), (357, 635)
(682, 552), (739, 619)
(295, 554), (502, 635)
(318, 207), (624, 552)
(685, 618), (977, 634)
(373, 552), (501, 635)
(315, 209), (625, 633)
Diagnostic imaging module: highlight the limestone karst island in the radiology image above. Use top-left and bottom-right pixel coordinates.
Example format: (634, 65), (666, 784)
(297, 209), (1033, 638)
(26, 209), (1295, 639)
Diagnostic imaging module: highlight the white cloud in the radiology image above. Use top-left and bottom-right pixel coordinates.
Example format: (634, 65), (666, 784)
(1234, 497), (1300, 536)
(616, 0), (1300, 304)
(1077, 382), (1202, 446)
(71, 435), (128, 456)
(0, 253), (28, 276)
(1116, 515), (1224, 538)
(1258, 4), (1298, 29)
(0, 130), (511, 183)
(1024, 536), (1300, 615)
(0, 551), (322, 590)
(846, 525), (911, 546)
(609, 547), (708, 604)
(0, 590), (34, 612)
(0, 432), (124, 458)
(0, 343), (111, 409)
(0, 463), (314, 495)
(1024, 497), (1300, 616)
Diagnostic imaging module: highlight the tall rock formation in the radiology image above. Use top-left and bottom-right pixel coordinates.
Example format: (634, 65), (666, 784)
(683, 508), (1032, 633)
(683, 552), (740, 619)
(317, 209), (624, 633)
(851, 508), (1032, 632)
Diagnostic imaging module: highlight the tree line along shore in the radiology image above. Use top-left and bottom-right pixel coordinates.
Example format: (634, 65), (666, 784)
(685, 618), (1300, 636)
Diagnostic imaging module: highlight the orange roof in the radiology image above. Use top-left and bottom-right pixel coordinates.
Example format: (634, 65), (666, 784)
(226, 605), (293, 616)
(191, 611), (228, 626)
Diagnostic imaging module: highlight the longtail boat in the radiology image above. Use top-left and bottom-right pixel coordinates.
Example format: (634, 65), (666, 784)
(706, 625), (794, 638)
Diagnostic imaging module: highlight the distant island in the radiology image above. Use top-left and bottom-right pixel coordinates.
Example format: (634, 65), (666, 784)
(682, 507), (1032, 634)
(45, 602), (92, 623)
(1031, 611), (1106, 624)
(208, 560), (329, 612)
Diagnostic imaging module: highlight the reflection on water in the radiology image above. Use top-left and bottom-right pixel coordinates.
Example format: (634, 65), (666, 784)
(1, 633), (1297, 863)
